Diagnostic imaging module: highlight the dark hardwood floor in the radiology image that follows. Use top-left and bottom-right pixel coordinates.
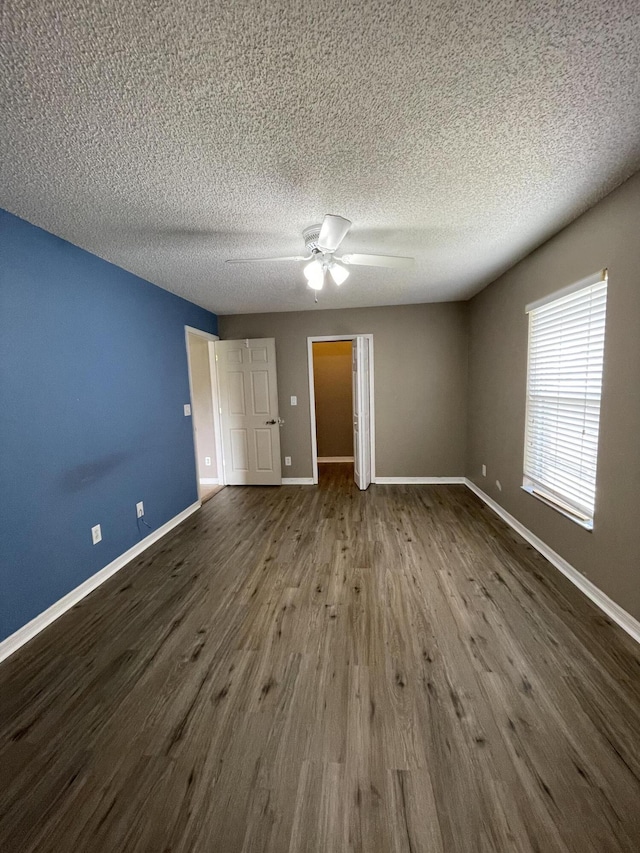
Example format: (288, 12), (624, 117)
(1, 463), (639, 852)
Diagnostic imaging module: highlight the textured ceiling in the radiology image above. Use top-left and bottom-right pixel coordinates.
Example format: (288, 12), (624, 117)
(1, 1), (640, 314)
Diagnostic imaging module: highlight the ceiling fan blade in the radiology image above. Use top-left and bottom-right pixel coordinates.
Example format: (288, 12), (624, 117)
(226, 255), (310, 264)
(339, 253), (415, 269)
(317, 215), (352, 252)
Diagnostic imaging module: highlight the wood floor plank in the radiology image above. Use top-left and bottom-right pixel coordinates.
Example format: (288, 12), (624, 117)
(1, 463), (639, 852)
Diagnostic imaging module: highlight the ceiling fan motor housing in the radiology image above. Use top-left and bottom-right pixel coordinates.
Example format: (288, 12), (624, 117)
(302, 225), (323, 254)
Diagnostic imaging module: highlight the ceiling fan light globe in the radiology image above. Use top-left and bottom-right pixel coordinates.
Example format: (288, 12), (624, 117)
(329, 263), (349, 285)
(303, 259), (321, 280)
(304, 259), (324, 290)
(304, 260), (324, 290)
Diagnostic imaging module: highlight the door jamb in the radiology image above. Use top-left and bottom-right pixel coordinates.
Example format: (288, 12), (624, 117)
(184, 326), (225, 495)
(307, 334), (376, 486)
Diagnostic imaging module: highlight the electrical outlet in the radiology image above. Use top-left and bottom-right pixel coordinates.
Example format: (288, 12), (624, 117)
(91, 524), (102, 544)
(205, 456), (211, 466)
(496, 480), (502, 492)
(284, 456), (292, 466)
(290, 396), (297, 406)
(482, 464), (487, 477)
(184, 403), (191, 416)
(136, 501), (144, 519)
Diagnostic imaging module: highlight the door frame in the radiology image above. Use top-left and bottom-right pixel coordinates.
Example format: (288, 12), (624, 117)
(184, 326), (225, 494)
(307, 334), (376, 486)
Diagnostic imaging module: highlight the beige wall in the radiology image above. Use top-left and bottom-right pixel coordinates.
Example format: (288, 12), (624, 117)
(312, 341), (353, 458)
(220, 303), (468, 479)
(467, 172), (640, 621)
(187, 333), (218, 480)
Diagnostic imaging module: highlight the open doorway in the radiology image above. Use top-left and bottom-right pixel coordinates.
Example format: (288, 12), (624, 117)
(312, 341), (354, 480)
(308, 334), (375, 488)
(185, 327), (224, 502)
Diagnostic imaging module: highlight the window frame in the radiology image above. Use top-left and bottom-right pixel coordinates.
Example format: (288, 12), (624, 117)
(522, 269), (608, 531)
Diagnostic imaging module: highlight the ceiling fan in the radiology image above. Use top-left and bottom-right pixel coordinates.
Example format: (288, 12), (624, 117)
(226, 214), (414, 292)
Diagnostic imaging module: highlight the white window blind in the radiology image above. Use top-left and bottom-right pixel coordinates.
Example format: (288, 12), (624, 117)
(523, 272), (608, 527)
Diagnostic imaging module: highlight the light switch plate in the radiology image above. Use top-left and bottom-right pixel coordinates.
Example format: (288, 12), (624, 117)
(290, 396), (297, 406)
(184, 404), (191, 416)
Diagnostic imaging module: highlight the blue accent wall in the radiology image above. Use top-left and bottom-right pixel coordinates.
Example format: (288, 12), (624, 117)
(0, 210), (218, 642)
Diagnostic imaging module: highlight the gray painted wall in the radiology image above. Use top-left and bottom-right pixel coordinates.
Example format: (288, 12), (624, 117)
(313, 341), (353, 459)
(467, 172), (640, 621)
(220, 303), (469, 480)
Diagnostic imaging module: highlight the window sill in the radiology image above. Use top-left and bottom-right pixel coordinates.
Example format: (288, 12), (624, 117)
(521, 486), (593, 531)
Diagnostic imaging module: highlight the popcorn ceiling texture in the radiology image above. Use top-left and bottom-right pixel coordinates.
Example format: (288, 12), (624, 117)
(1, 0), (639, 314)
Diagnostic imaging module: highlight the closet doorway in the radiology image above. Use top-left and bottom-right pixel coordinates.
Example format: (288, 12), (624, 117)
(313, 340), (354, 469)
(308, 335), (375, 489)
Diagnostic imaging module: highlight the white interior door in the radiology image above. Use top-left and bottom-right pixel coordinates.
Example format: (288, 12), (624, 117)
(215, 338), (282, 485)
(352, 336), (371, 490)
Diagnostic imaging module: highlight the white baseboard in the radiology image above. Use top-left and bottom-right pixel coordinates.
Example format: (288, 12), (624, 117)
(317, 456), (354, 463)
(0, 501), (201, 665)
(282, 478), (316, 485)
(373, 476), (466, 485)
(464, 479), (640, 645)
(199, 477), (219, 485)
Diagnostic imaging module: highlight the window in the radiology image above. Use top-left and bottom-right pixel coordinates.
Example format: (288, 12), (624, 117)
(523, 270), (608, 529)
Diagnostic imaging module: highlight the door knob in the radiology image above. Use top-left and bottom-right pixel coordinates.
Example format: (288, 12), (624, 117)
(265, 419), (277, 425)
